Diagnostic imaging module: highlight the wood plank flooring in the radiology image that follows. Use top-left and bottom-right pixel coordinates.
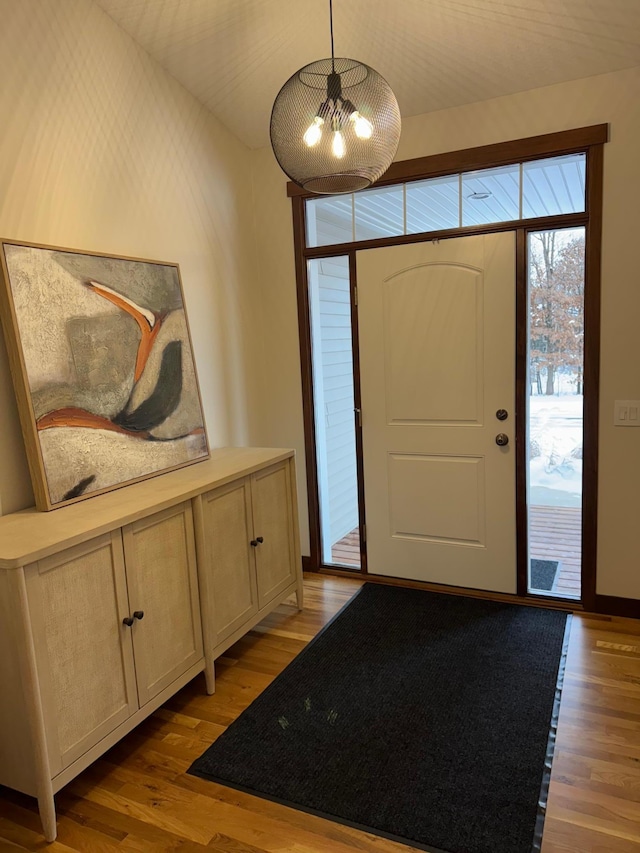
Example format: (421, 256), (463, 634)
(331, 505), (582, 598)
(330, 528), (361, 568)
(1, 574), (639, 852)
(530, 505), (581, 597)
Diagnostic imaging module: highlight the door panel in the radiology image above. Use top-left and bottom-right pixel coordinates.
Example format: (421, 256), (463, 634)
(388, 453), (485, 545)
(383, 262), (483, 424)
(198, 477), (259, 647)
(252, 460), (297, 607)
(123, 503), (203, 706)
(26, 532), (137, 775)
(357, 233), (516, 592)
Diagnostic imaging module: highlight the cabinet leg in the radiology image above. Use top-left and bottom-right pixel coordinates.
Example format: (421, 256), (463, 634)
(205, 660), (216, 695)
(38, 791), (57, 842)
(295, 586), (304, 611)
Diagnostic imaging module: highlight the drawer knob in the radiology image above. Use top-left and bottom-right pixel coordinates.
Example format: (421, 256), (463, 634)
(122, 616), (134, 627)
(133, 610), (144, 621)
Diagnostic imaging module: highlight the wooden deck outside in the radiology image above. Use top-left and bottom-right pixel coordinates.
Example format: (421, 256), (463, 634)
(529, 505), (581, 598)
(331, 504), (581, 599)
(329, 528), (361, 568)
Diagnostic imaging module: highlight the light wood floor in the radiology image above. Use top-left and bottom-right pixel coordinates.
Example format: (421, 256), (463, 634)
(1, 574), (639, 852)
(331, 505), (582, 598)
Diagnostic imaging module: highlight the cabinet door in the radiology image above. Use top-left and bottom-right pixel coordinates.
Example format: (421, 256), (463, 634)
(123, 502), (203, 706)
(252, 460), (297, 608)
(26, 532), (138, 776)
(197, 478), (259, 648)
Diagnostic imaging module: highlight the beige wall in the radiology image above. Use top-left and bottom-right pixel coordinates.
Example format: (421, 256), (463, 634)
(252, 65), (640, 600)
(251, 147), (309, 547)
(0, 0), (264, 516)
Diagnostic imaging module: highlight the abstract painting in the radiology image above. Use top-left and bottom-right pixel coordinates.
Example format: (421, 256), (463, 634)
(0, 240), (209, 510)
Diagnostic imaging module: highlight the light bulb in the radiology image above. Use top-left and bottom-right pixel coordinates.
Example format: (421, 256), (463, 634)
(332, 130), (345, 158)
(303, 116), (324, 147)
(351, 111), (373, 139)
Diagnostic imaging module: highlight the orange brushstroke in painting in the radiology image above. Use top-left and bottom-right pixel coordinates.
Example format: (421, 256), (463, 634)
(36, 408), (206, 440)
(36, 407), (151, 438)
(84, 281), (164, 381)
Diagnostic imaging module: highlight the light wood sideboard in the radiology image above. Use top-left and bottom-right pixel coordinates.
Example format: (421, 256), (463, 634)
(0, 447), (303, 842)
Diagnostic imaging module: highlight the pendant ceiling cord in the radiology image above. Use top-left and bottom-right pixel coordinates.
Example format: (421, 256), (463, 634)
(329, 0), (335, 71)
(269, 0), (401, 194)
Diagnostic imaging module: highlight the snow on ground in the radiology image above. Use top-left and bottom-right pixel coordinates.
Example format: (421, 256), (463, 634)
(528, 393), (583, 507)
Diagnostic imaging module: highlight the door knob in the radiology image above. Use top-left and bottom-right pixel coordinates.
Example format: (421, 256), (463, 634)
(495, 433), (509, 447)
(496, 409), (508, 421)
(122, 616), (134, 627)
(133, 610), (144, 621)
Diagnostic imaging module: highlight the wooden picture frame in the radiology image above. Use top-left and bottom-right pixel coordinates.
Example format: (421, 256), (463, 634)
(0, 239), (209, 511)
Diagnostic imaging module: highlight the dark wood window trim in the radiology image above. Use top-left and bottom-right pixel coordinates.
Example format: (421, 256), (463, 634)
(291, 124), (610, 613)
(515, 229), (529, 599)
(515, 215), (595, 608)
(582, 141), (604, 613)
(288, 124), (608, 198)
(304, 212), (589, 260)
(349, 251), (368, 575)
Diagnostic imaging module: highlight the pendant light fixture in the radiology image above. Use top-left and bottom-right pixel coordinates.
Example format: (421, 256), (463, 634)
(269, 0), (401, 195)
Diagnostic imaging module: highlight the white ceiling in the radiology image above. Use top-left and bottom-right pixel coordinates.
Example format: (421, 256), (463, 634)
(94, 0), (640, 150)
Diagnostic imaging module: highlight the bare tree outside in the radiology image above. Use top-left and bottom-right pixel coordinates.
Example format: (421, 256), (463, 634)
(529, 230), (585, 396)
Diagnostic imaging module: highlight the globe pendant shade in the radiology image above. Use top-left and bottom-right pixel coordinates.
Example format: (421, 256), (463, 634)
(270, 57), (401, 195)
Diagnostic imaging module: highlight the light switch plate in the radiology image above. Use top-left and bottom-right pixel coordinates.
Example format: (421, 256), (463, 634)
(614, 400), (640, 426)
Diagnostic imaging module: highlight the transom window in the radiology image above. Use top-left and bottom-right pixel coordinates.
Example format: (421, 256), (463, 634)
(306, 153), (586, 248)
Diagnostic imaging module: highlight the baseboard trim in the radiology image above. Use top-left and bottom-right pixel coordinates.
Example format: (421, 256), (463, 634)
(306, 565), (638, 619)
(594, 594), (640, 619)
(318, 566), (581, 613)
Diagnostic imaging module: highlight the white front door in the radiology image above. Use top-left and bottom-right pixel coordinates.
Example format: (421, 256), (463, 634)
(357, 233), (516, 592)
